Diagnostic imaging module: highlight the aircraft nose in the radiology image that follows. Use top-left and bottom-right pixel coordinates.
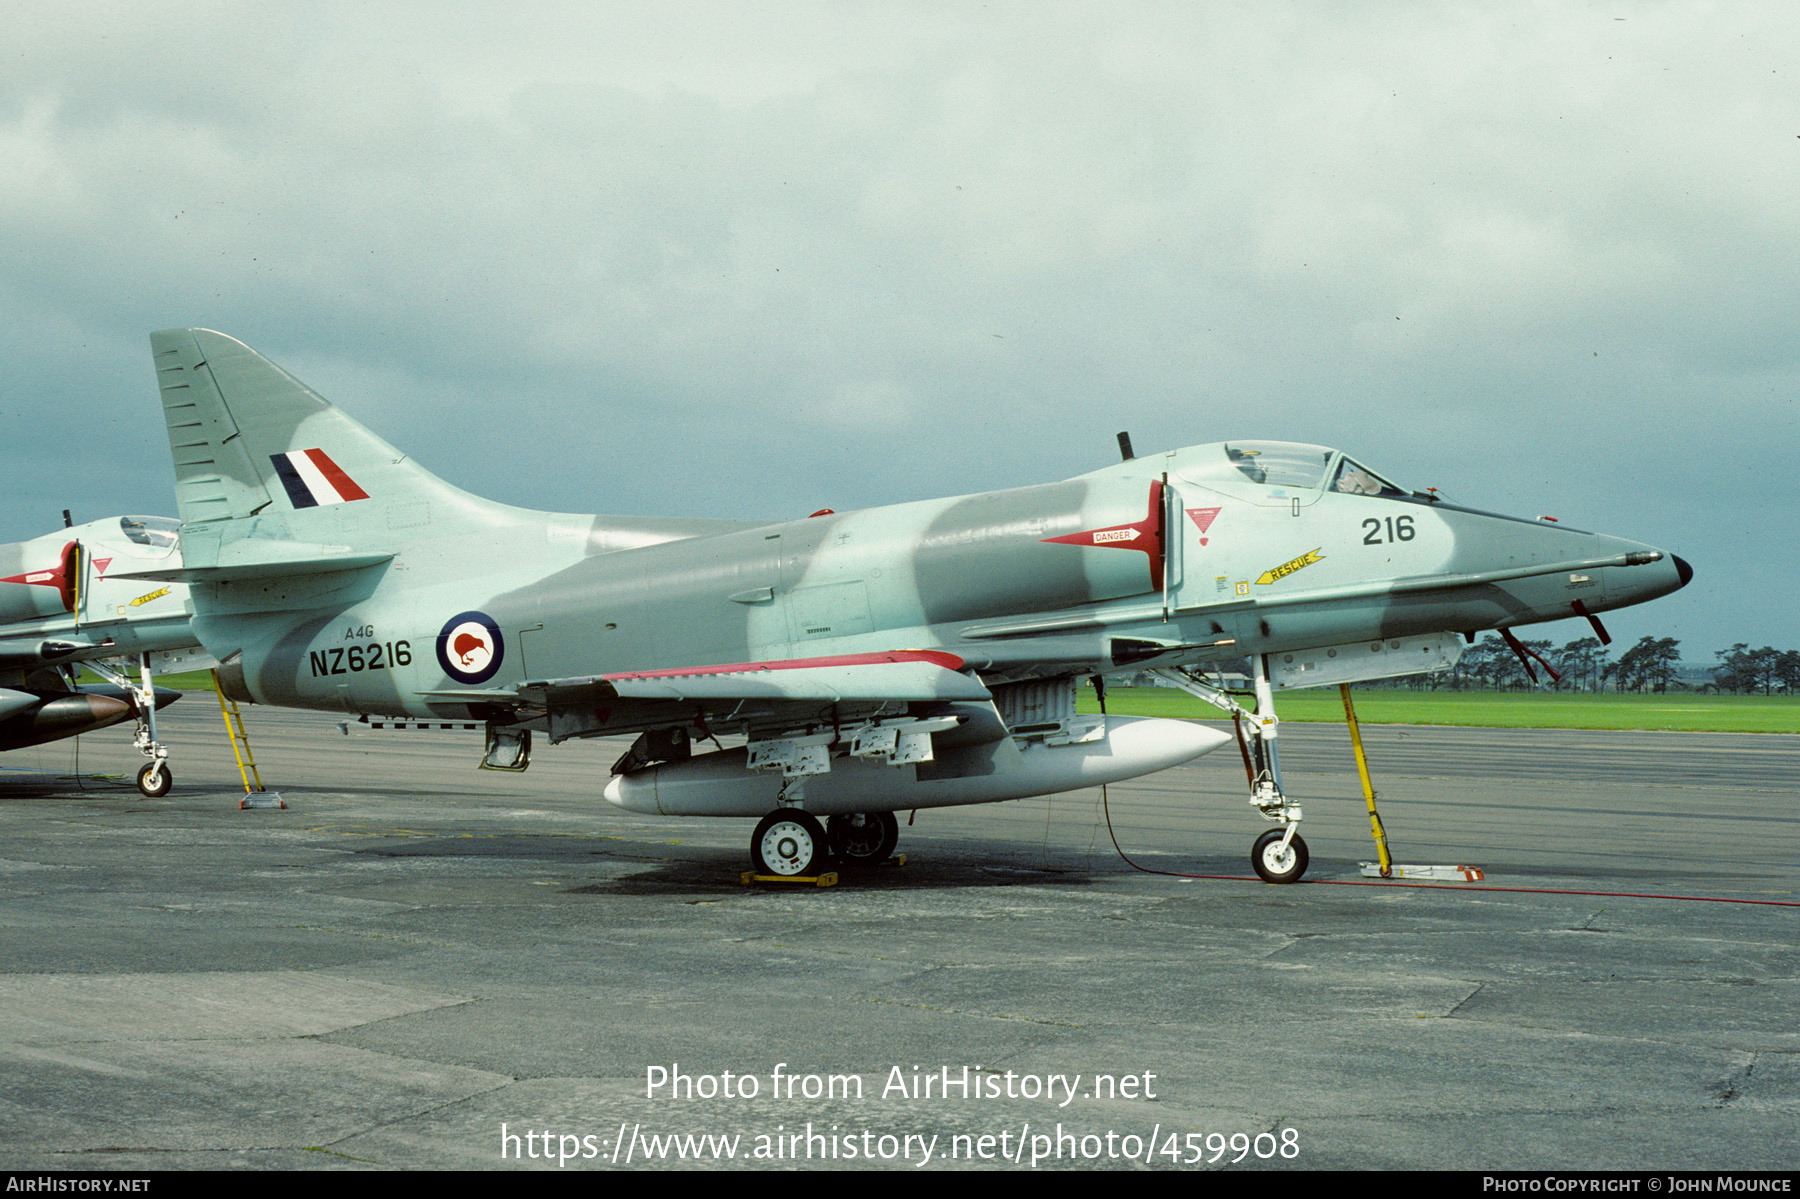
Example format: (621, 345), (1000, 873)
(1673, 555), (1694, 588)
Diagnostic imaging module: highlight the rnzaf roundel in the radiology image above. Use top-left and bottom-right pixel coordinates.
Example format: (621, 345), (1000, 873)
(436, 611), (505, 685)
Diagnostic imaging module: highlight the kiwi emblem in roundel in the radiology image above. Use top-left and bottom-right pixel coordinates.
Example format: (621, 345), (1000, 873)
(436, 611), (505, 685)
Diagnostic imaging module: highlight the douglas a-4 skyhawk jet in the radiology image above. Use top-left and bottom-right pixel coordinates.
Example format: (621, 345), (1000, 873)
(1, 514), (201, 794)
(136, 329), (1689, 881)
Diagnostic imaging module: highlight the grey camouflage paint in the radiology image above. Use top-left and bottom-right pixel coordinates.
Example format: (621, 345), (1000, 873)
(148, 329), (1688, 742)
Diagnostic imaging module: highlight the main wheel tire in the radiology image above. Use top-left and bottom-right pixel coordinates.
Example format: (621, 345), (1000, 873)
(827, 812), (899, 865)
(1251, 828), (1308, 883)
(137, 762), (172, 799)
(752, 810), (827, 876)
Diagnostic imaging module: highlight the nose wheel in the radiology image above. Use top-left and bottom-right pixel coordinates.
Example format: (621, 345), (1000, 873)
(1252, 828), (1308, 884)
(136, 760), (172, 798)
(752, 810), (827, 876)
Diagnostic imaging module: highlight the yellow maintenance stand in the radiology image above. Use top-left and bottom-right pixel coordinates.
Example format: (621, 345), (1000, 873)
(213, 670), (283, 809)
(1341, 683), (1484, 883)
(1340, 684), (1392, 877)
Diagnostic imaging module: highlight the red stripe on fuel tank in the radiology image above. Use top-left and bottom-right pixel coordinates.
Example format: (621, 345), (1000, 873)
(604, 649), (967, 681)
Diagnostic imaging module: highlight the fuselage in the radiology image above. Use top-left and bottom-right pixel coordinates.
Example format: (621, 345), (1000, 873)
(200, 440), (1688, 721)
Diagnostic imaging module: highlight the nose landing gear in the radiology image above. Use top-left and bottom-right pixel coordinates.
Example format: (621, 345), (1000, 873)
(1252, 827), (1309, 884)
(87, 654), (173, 798)
(1154, 653), (1308, 883)
(136, 760), (172, 798)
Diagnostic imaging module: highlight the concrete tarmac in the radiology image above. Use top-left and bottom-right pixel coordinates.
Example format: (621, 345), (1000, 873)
(0, 703), (1795, 1172)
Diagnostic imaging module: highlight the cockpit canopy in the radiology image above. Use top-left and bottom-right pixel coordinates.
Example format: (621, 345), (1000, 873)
(119, 516), (180, 549)
(1179, 442), (1408, 498)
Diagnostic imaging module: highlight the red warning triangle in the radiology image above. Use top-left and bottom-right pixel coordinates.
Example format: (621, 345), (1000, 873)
(1185, 507), (1220, 534)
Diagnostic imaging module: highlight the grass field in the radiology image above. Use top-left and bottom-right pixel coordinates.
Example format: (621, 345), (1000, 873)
(93, 671), (1800, 734)
(1078, 686), (1800, 733)
(77, 668), (219, 692)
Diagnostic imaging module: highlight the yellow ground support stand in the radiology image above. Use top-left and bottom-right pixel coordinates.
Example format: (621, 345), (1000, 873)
(1342, 683), (1485, 882)
(213, 671), (284, 809)
(1340, 684), (1392, 877)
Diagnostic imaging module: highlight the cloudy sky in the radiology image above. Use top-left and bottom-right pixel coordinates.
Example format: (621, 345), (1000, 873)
(2, 1), (1794, 661)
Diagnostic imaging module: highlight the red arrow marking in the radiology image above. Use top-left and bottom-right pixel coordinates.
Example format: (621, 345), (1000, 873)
(1039, 480), (1165, 591)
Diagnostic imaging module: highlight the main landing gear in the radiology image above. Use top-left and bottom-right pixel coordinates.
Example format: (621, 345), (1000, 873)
(1153, 653), (1309, 884)
(749, 809), (902, 876)
(827, 811), (900, 866)
(752, 809), (826, 876)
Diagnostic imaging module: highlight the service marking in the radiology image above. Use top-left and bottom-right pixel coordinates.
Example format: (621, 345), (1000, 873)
(309, 639), (412, 677)
(1256, 549), (1324, 586)
(1185, 506), (1221, 546)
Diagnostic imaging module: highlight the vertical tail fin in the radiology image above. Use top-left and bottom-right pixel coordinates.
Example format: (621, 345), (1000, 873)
(151, 329), (532, 553)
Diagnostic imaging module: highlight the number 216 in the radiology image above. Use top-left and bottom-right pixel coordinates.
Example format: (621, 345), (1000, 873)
(1362, 515), (1415, 544)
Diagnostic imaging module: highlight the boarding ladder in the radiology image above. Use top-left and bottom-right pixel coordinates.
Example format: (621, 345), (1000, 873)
(213, 670), (282, 809)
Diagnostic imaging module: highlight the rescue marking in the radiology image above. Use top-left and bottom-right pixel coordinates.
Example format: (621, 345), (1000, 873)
(129, 586), (172, 607)
(1256, 549), (1324, 586)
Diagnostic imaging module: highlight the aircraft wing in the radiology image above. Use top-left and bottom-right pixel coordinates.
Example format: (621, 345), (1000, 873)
(420, 649), (993, 743)
(529, 649), (990, 703)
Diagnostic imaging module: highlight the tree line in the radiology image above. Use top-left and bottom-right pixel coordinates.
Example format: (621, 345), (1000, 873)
(1405, 635), (1800, 694)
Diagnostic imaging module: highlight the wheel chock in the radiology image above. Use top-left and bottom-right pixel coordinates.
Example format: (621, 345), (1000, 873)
(1360, 862), (1484, 882)
(739, 871), (839, 887)
(239, 791), (288, 810)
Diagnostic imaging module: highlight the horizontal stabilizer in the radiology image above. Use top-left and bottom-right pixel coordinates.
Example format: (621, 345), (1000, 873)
(109, 540), (392, 583)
